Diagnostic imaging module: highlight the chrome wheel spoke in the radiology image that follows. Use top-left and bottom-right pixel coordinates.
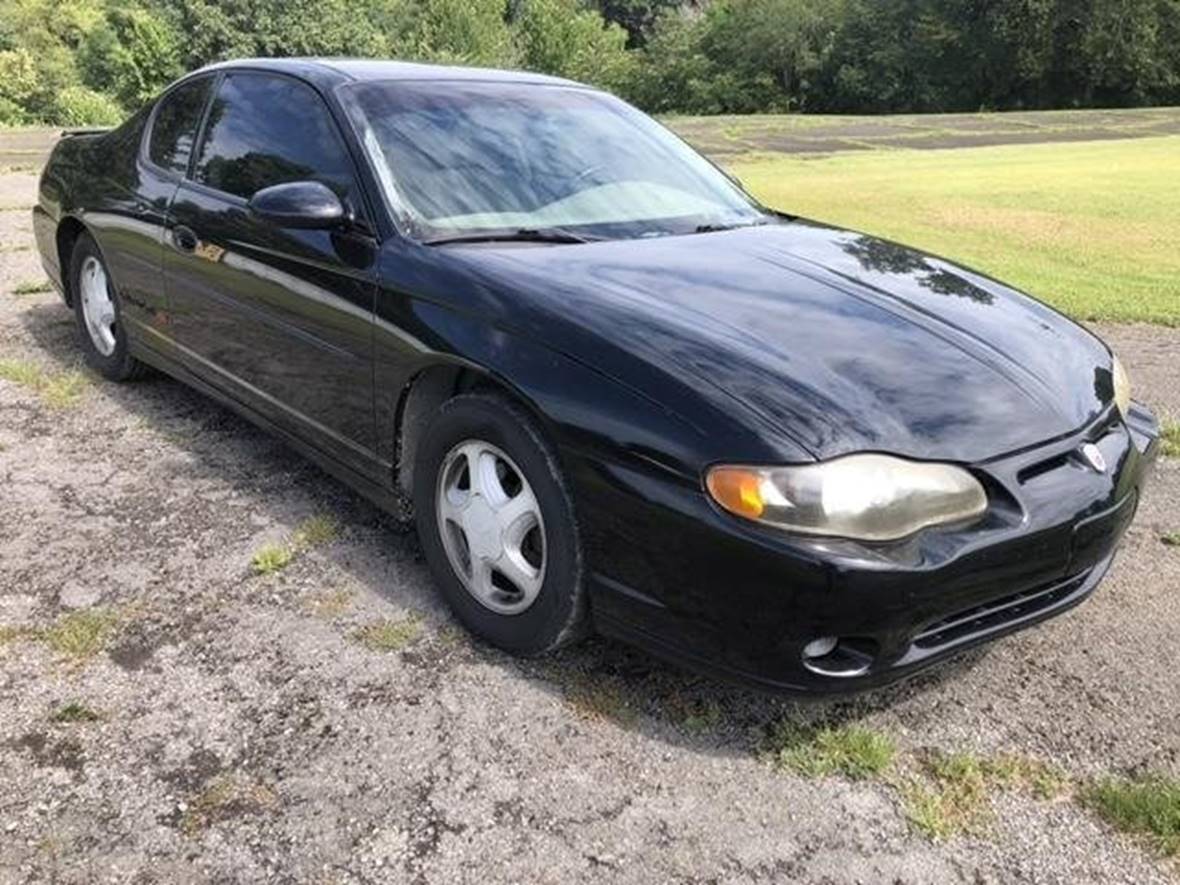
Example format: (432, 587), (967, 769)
(497, 486), (539, 541)
(497, 547), (543, 604)
(469, 559), (498, 603)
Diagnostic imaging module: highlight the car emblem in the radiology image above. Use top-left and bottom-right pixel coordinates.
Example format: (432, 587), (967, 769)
(1080, 443), (1106, 473)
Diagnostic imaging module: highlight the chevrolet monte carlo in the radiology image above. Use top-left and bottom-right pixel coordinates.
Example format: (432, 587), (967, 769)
(33, 59), (1160, 693)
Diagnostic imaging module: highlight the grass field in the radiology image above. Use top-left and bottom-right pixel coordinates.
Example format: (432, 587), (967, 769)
(727, 136), (1180, 326)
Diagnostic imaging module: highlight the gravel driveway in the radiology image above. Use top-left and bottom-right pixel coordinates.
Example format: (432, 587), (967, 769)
(1, 161), (1178, 884)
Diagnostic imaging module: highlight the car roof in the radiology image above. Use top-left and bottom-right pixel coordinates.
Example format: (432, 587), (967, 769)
(192, 57), (584, 91)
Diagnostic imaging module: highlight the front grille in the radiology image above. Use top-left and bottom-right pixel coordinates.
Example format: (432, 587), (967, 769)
(913, 571), (1089, 649)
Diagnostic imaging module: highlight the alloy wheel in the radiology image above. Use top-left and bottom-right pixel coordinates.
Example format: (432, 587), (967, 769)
(435, 439), (547, 615)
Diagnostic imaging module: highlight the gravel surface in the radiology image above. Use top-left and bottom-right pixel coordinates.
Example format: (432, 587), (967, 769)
(2, 162), (1179, 884)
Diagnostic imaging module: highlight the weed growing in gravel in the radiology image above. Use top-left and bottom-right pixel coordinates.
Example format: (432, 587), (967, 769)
(12, 279), (51, 295)
(353, 616), (422, 652)
(1161, 420), (1180, 458)
(0, 359), (89, 408)
(1082, 773), (1180, 856)
(42, 609), (117, 658)
(902, 750), (1070, 840)
(182, 775), (279, 835)
(1162, 531), (1180, 547)
(251, 543), (294, 575)
(251, 514), (340, 575)
(50, 702), (103, 723)
(767, 720), (896, 779)
(0, 358), (43, 387)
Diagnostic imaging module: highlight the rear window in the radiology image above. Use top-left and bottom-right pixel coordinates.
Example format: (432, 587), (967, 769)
(149, 77), (212, 175)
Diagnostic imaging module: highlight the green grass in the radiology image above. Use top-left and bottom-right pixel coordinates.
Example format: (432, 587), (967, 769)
(12, 279), (51, 295)
(251, 543), (294, 575)
(1082, 773), (1180, 856)
(1162, 531), (1180, 547)
(768, 721), (896, 779)
(1161, 420), (1180, 458)
(730, 136), (1180, 326)
(352, 616), (422, 652)
(250, 514), (339, 575)
(50, 701), (103, 723)
(42, 609), (117, 659)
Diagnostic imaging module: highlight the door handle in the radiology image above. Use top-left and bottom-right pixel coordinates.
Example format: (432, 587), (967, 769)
(172, 225), (198, 253)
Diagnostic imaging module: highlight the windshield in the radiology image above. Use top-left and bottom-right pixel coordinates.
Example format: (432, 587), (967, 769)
(341, 80), (765, 240)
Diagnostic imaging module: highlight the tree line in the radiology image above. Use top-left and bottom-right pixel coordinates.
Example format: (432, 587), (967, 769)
(2, 0), (1178, 126)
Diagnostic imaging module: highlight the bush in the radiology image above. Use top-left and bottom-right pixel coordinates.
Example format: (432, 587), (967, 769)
(54, 85), (125, 127)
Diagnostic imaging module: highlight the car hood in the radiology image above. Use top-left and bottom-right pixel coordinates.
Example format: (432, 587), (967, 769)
(444, 219), (1114, 463)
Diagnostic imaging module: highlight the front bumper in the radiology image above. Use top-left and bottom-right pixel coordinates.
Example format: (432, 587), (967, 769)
(581, 403), (1159, 695)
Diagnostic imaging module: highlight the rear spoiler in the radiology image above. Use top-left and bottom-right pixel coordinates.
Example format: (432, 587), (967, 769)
(60, 127), (111, 138)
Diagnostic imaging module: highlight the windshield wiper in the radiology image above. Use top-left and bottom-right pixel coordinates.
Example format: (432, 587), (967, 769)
(694, 218), (773, 234)
(422, 227), (601, 246)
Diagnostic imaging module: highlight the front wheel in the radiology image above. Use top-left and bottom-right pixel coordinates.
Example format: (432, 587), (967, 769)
(413, 393), (588, 654)
(70, 232), (148, 381)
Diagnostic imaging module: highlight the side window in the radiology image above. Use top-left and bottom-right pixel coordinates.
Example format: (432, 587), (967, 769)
(193, 73), (354, 201)
(149, 78), (212, 175)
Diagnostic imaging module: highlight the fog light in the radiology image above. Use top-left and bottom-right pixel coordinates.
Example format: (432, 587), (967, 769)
(802, 636), (839, 659)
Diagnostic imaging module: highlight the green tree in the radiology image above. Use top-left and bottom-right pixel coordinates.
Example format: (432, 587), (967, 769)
(79, 6), (183, 107)
(382, 0), (518, 67)
(514, 0), (634, 90)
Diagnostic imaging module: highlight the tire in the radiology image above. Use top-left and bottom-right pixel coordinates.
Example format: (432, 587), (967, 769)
(413, 393), (589, 655)
(69, 232), (148, 382)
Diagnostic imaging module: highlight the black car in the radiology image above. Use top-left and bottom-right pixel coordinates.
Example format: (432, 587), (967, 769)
(33, 58), (1159, 693)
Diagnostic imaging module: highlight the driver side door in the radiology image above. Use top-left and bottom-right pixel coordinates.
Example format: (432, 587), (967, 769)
(161, 71), (379, 477)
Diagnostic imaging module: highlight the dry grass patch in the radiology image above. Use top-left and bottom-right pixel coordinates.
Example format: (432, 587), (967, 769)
(564, 673), (636, 725)
(352, 616), (422, 652)
(0, 359), (89, 408)
(903, 750), (1069, 840)
(1161, 420), (1180, 458)
(767, 720), (896, 780)
(302, 588), (355, 619)
(12, 279), (52, 295)
(182, 775), (279, 835)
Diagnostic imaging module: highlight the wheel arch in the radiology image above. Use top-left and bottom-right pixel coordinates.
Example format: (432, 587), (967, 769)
(393, 359), (555, 497)
(54, 215), (90, 307)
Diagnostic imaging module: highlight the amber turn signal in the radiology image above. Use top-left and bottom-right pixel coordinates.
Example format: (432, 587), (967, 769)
(706, 467), (766, 519)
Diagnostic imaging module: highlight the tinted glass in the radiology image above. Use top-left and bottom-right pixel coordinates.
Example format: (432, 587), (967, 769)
(344, 81), (761, 239)
(149, 78), (211, 175)
(194, 73), (354, 200)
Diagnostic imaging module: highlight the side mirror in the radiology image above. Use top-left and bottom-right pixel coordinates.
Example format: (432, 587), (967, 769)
(248, 180), (345, 230)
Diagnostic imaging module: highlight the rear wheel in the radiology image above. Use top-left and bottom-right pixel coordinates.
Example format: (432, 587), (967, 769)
(70, 232), (147, 381)
(413, 393), (588, 654)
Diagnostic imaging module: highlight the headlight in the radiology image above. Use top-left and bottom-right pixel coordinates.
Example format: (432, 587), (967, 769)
(1112, 355), (1131, 419)
(705, 454), (987, 542)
